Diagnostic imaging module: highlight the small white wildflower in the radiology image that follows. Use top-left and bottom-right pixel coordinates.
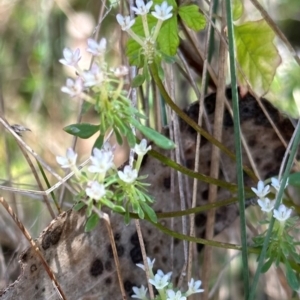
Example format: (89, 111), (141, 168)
(56, 148), (77, 168)
(134, 139), (152, 156)
(132, 285), (148, 299)
(59, 48), (81, 67)
(273, 204), (292, 222)
(257, 197), (276, 213)
(86, 38), (106, 56)
(166, 290), (186, 300)
(116, 14), (135, 31)
(85, 181), (106, 200)
(151, 1), (173, 21)
(82, 63), (104, 87)
(88, 147), (114, 174)
(186, 278), (204, 296)
(271, 177), (289, 192)
(113, 66), (129, 78)
(132, 0), (153, 15)
(136, 257), (155, 271)
(118, 165), (138, 183)
(61, 78), (83, 97)
(251, 180), (270, 199)
(149, 269), (171, 290)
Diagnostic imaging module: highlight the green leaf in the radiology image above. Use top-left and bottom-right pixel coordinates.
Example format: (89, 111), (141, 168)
(234, 20), (281, 96)
(93, 134), (105, 150)
(85, 213), (100, 232)
(113, 126), (123, 145)
(261, 258), (273, 273)
(285, 260), (300, 291)
(232, 0), (244, 21)
(81, 101), (92, 114)
(64, 123), (100, 139)
(288, 172), (300, 187)
(178, 5), (206, 31)
(73, 201), (85, 211)
(131, 118), (176, 150)
(126, 128), (136, 148)
(132, 74), (146, 87)
(140, 202), (158, 223)
(157, 16), (179, 56)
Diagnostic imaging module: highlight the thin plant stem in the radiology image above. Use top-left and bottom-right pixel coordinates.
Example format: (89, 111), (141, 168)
(225, 0), (250, 298)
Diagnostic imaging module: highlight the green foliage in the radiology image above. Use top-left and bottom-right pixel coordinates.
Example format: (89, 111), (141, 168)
(234, 19), (281, 96)
(232, 0), (244, 21)
(64, 123), (100, 139)
(178, 5), (206, 31)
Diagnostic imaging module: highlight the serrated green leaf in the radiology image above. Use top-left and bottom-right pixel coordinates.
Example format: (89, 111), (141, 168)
(157, 16), (178, 56)
(132, 74), (146, 87)
(64, 123), (100, 139)
(131, 118), (176, 150)
(234, 20), (281, 96)
(85, 213), (100, 232)
(232, 0), (244, 21)
(178, 5), (206, 31)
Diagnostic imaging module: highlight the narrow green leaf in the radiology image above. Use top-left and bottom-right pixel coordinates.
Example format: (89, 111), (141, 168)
(93, 134), (105, 150)
(287, 172), (300, 187)
(126, 128), (136, 148)
(73, 202), (85, 211)
(113, 126), (123, 145)
(285, 260), (300, 291)
(85, 213), (100, 232)
(132, 74), (146, 87)
(114, 116), (128, 135)
(64, 123), (100, 139)
(178, 5), (206, 31)
(261, 258), (273, 273)
(234, 20), (281, 96)
(140, 202), (157, 223)
(131, 118), (175, 150)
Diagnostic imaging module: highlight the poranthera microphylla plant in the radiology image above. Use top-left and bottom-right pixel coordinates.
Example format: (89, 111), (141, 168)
(56, 0), (300, 296)
(251, 178), (300, 291)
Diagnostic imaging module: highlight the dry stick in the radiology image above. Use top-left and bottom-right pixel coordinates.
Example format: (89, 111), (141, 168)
(249, 0), (300, 67)
(135, 220), (155, 300)
(0, 197), (67, 300)
(201, 8), (227, 300)
(187, 0), (214, 288)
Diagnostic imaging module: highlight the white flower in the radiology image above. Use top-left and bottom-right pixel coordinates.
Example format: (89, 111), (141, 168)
(86, 38), (107, 56)
(116, 14), (135, 31)
(136, 257), (155, 271)
(134, 139), (151, 156)
(149, 269), (172, 290)
(85, 181), (106, 200)
(82, 63), (104, 87)
(113, 66), (129, 78)
(251, 181), (270, 199)
(273, 204), (292, 222)
(131, 285), (148, 299)
(56, 148), (77, 168)
(88, 147), (114, 174)
(186, 278), (204, 296)
(118, 165), (138, 183)
(61, 78), (83, 97)
(151, 1), (173, 21)
(59, 48), (81, 67)
(132, 0), (153, 15)
(271, 177), (289, 192)
(257, 197), (276, 213)
(166, 290), (186, 300)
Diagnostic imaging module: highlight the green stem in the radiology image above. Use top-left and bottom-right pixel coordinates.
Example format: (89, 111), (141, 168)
(225, 0), (249, 297)
(249, 121), (300, 299)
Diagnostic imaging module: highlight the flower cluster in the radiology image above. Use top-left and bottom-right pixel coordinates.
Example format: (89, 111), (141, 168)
(116, 0), (173, 63)
(132, 257), (204, 299)
(56, 139), (155, 229)
(251, 178), (292, 224)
